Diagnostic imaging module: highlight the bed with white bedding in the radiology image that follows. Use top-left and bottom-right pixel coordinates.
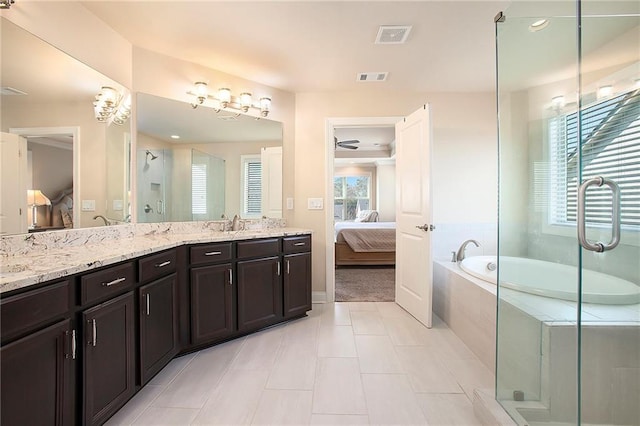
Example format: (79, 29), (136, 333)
(334, 221), (396, 266)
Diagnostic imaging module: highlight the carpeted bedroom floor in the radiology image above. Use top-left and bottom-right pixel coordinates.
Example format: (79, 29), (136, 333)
(334, 266), (395, 302)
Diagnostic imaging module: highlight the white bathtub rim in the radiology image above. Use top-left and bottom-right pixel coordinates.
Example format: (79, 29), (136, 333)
(459, 255), (640, 305)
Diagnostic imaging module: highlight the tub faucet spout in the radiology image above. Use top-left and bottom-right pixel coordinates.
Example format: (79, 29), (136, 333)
(456, 239), (480, 262)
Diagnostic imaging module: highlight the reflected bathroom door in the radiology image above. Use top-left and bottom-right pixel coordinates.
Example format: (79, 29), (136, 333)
(395, 105), (433, 328)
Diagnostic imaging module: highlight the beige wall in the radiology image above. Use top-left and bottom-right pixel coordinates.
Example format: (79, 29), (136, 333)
(294, 91), (497, 296)
(376, 163), (396, 222)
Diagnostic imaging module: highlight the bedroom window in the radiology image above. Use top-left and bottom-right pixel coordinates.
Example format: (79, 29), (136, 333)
(548, 89), (640, 229)
(334, 175), (371, 221)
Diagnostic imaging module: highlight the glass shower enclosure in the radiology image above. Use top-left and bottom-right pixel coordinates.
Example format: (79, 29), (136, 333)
(137, 147), (225, 223)
(495, 1), (639, 424)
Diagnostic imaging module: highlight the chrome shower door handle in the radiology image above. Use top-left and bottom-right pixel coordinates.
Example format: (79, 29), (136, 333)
(577, 176), (621, 252)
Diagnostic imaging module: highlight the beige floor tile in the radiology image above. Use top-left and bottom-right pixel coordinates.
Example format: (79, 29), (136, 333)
(417, 393), (481, 425)
(151, 339), (243, 408)
(317, 325), (357, 357)
(310, 414), (370, 425)
(230, 326), (284, 371)
(320, 303), (352, 326)
(251, 389), (313, 425)
(348, 302), (378, 311)
(147, 352), (197, 386)
(351, 310), (387, 335)
(443, 358), (495, 400)
(395, 345), (463, 393)
(382, 315), (430, 346)
(283, 315), (320, 346)
(131, 407), (199, 425)
(355, 335), (403, 374)
(312, 357), (367, 415)
(361, 374), (427, 425)
(376, 302), (411, 318)
(267, 340), (318, 390)
(104, 385), (164, 425)
(192, 369), (268, 425)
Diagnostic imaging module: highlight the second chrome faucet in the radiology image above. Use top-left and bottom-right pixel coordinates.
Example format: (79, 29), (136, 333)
(455, 239), (480, 262)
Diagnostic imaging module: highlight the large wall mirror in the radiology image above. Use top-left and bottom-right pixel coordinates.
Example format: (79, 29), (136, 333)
(0, 18), (132, 235)
(136, 93), (283, 223)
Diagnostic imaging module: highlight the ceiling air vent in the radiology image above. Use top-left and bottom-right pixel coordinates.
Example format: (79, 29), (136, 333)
(1, 86), (28, 96)
(357, 72), (388, 82)
(375, 25), (412, 44)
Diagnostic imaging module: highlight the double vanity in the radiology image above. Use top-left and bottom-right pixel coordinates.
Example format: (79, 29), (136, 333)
(0, 222), (312, 425)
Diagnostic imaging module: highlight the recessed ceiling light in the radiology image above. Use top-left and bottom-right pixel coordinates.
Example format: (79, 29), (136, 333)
(529, 19), (549, 32)
(170, 135), (180, 139)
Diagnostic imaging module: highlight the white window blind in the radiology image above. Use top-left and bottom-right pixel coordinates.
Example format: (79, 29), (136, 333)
(192, 163), (207, 215)
(549, 89), (640, 228)
(242, 158), (262, 217)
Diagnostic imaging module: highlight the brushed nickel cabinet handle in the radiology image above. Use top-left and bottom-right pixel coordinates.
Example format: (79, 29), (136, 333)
(155, 260), (171, 268)
(205, 251), (222, 256)
(294, 242), (306, 246)
(277, 261), (281, 276)
(228, 268), (233, 285)
(102, 277), (126, 287)
(286, 260), (290, 275)
(71, 329), (77, 359)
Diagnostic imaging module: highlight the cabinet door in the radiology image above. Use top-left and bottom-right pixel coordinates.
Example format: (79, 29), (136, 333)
(83, 292), (135, 426)
(190, 263), (234, 345)
(139, 273), (179, 384)
(1, 319), (74, 426)
(284, 252), (312, 319)
(237, 256), (283, 332)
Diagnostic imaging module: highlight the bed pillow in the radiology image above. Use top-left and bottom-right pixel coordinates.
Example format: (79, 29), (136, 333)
(354, 210), (379, 222)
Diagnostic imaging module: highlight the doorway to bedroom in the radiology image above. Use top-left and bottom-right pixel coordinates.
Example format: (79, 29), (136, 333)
(332, 123), (397, 302)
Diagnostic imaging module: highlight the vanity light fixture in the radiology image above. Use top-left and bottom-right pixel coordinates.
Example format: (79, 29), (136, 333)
(551, 95), (565, 108)
(187, 82), (272, 117)
(0, 0), (15, 9)
(93, 86), (131, 125)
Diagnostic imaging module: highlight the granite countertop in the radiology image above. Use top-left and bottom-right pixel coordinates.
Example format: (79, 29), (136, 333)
(0, 225), (312, 294)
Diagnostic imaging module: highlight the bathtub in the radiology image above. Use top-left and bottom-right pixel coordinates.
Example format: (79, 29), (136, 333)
(459, 256), (640, 305)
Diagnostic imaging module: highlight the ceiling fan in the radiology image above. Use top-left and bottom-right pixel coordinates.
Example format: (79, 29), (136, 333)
(334, 136), (360, 150)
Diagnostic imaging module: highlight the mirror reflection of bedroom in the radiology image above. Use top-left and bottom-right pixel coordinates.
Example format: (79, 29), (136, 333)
(333, 125), (396, 302)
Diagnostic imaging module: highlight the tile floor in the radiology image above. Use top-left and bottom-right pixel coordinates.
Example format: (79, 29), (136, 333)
(105, 302), (494, 425)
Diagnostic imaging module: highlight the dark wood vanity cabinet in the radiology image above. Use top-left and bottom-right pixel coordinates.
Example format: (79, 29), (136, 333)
(236, 238), (283, 333)
(1, 319), (75, 426)
(283, 236), (312, 319)
(0, 279), (75, 426)
(82, 291), (136, 426)
(189, 242), (235, 345)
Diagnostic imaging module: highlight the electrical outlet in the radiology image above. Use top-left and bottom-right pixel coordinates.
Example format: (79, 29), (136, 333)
(286, 197), (294, 210)
(81, 200), (96, 211)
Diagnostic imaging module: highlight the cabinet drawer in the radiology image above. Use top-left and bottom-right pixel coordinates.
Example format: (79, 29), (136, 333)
(190, 243), (232, 265)
(236, 238), (280, 259)
(81, 262), (135, 305)
(1, 280), (71, 342)
(283, 235), (311, 254)
(139, 249), (177, 283)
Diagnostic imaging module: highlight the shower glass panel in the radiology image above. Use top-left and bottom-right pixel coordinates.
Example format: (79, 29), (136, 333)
(137, 148), (225, 223)
(496, 2), (639, 425)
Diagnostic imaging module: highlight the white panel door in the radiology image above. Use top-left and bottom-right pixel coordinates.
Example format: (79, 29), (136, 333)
(395, 105), (433, 328)
(1, 132), (28, 235)
(261, 146), (283, 218)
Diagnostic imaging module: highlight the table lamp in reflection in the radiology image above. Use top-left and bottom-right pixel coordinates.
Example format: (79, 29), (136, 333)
(27, 189), (51, 229)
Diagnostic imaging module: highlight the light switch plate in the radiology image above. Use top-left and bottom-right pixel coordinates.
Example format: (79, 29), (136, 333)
(113, 199), (123, 211)
(307, 198), (323, 210)
(81, 200), (96, 211)
(286, 197), (294, 210)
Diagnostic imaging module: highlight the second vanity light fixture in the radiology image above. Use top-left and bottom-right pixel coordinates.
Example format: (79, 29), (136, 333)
(188, 82), (272, 117)
(93, 86), (132, 125)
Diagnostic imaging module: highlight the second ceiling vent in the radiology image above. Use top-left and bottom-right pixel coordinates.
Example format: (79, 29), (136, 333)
(375, 25), (412, 44)
(357, 72), (389, 82)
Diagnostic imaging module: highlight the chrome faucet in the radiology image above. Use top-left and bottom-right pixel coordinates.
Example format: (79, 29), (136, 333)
(456, 239), (480, 262)
(93, 215), (109, 226)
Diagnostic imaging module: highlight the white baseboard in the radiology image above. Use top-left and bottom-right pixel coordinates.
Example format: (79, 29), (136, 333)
(312, 291), (327, 303)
